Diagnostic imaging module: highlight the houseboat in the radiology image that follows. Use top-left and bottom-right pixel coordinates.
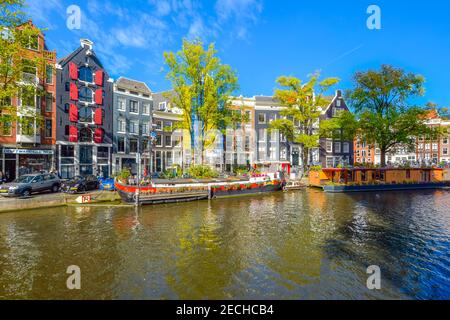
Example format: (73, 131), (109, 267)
(309, 168), (450, 193)
(115, 173), (284, 205)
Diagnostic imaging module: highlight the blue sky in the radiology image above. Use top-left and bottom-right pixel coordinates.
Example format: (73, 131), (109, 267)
(25, 0), (450, 106)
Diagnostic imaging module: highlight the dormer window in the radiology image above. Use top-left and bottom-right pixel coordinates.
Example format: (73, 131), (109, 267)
(79, 66), (93, 83)
(159, 102), (166, 111)
(336, 99), (342, 107)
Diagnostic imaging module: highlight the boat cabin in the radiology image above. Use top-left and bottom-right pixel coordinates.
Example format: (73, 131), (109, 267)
(309, 168), (446, 187)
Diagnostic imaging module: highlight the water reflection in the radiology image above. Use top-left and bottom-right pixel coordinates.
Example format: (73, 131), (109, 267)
(0, 189), (449, 299)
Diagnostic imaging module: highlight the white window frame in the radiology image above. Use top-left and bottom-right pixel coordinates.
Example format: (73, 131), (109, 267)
(343, 142), (350, 153)
(117, 98), (126, 111)
(334, 142), (341, 153)
(129, 100), (139, 114)
(159, 101), (166, 111)
(117, 119), (126, 133)
(129, 120), (139, 135)
(326, 140), (332, 153)
(142, 102), (150, 115)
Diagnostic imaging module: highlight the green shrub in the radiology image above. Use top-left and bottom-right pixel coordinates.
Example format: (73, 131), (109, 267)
(117, 168), (131, 183)
(188, 165), (219, 179)
(233, 165), (249, 176)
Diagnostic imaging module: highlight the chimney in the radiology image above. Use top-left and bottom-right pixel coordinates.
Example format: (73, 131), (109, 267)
(80, 39), (93, 49)
(336, 90), (342, 97)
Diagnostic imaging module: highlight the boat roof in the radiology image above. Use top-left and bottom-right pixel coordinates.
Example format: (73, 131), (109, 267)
(152, 178), (250, 185)
(322, 168), (443, 172)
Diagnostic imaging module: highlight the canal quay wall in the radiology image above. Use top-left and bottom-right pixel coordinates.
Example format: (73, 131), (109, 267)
(0, 191), (123, 213)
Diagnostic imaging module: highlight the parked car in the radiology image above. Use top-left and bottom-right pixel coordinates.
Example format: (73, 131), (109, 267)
(0, 173), (61, 197)
(61, 175), (99, 193)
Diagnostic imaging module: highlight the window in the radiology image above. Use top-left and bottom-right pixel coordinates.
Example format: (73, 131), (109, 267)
(159, 102), (166, 111)
(334, 142), (341, 153)
(129, 121), (139, 134)
(326, 141), (332, 153)
(61, 145), (74, 158)
(20, 120), (34, 136)
(45, 94), (53, 112)
(142, 123), (149, 135)
(444, 148), (448, 155)
(65, 82), (70, 91)
(129, 100), (138, 113)
(25, 35), (38, 50)
(343, 142), (350, 153)
(79, 107), (92, 123)
(129, 139), (138, 153)
(117, 98), (126, 111)
(336, 99), (341, 107)
(45, 119), (52, 138)
(443, 138), (448, 144)
(142, 103), (150, 115)
(46, 65), (53, 84)
(117, 119), (126, 133)
(156, 134), (163, 147)
(332, 108), (342, 117)
(258, 113), (266, 124)
(165, 135), (172, 147)
(0, 115), (12, 136)
(79, 146), (93, 164)
(326, 157), (334, 168)
(117, 137), (125, 153)
(164, 121), (172, 131)
(79, 127), (92, 143)
(79, 66), (93, 83)
(79, 87), (93, 103)
(155, 120), (163, 131)
(258, 129), (267, 142)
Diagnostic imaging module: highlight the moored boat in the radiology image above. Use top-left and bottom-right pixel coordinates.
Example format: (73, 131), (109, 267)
(309, 167), (450, 193)
(115, 174), (284, 205)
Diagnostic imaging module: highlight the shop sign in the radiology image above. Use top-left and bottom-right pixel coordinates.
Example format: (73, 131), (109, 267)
(2, 149), (54, 155)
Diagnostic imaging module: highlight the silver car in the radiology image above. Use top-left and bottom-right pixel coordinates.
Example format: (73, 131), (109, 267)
(0, 173), (61, 197)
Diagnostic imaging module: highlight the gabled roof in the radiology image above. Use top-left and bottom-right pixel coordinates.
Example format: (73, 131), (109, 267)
(116, 77), (152, 94)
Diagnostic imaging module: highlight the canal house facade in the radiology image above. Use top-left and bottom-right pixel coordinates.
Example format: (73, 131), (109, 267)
(55, 39), (113, 179)
(0, 21), (57, 181)
(151, 91), (184, 174)
(319, 90), (354, 168)
(112, 77), (153, 176)
(254, 96), (292, 173)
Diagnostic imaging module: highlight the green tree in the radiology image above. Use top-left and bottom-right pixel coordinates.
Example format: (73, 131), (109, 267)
(269, 72), (340, 174)
(163, 39), (239, 166)
(0, 0), (46, 132)
(346, 65), (438, 167)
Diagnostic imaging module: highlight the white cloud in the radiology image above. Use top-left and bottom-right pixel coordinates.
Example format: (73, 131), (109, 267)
(25, 0), (64, 29)
(215, 0), (263, 39)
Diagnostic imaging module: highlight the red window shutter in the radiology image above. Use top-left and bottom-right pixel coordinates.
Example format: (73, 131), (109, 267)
(94, 128), (104, 143)
(95, 89), (103, 105)
(94, 69), (104, 86)
(94, 108), (102, 125)
(70, 83), (78, 101)
(69, 126), (78, 142)
(69, 62), (78, 80)
(69, 104), (78, 122)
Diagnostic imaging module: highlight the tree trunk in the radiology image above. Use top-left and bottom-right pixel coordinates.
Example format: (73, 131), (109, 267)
(380, 148), (386, 167)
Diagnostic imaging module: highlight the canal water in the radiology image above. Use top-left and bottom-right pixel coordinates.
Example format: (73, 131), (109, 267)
(0, 189), (449, 299)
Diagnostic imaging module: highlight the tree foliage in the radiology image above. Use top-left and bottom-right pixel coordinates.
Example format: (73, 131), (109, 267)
(346, 65), (439, 166)
(269, 72), (340, 170)
(163, 39), (239, 164)
(0, 0), (47, 130)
